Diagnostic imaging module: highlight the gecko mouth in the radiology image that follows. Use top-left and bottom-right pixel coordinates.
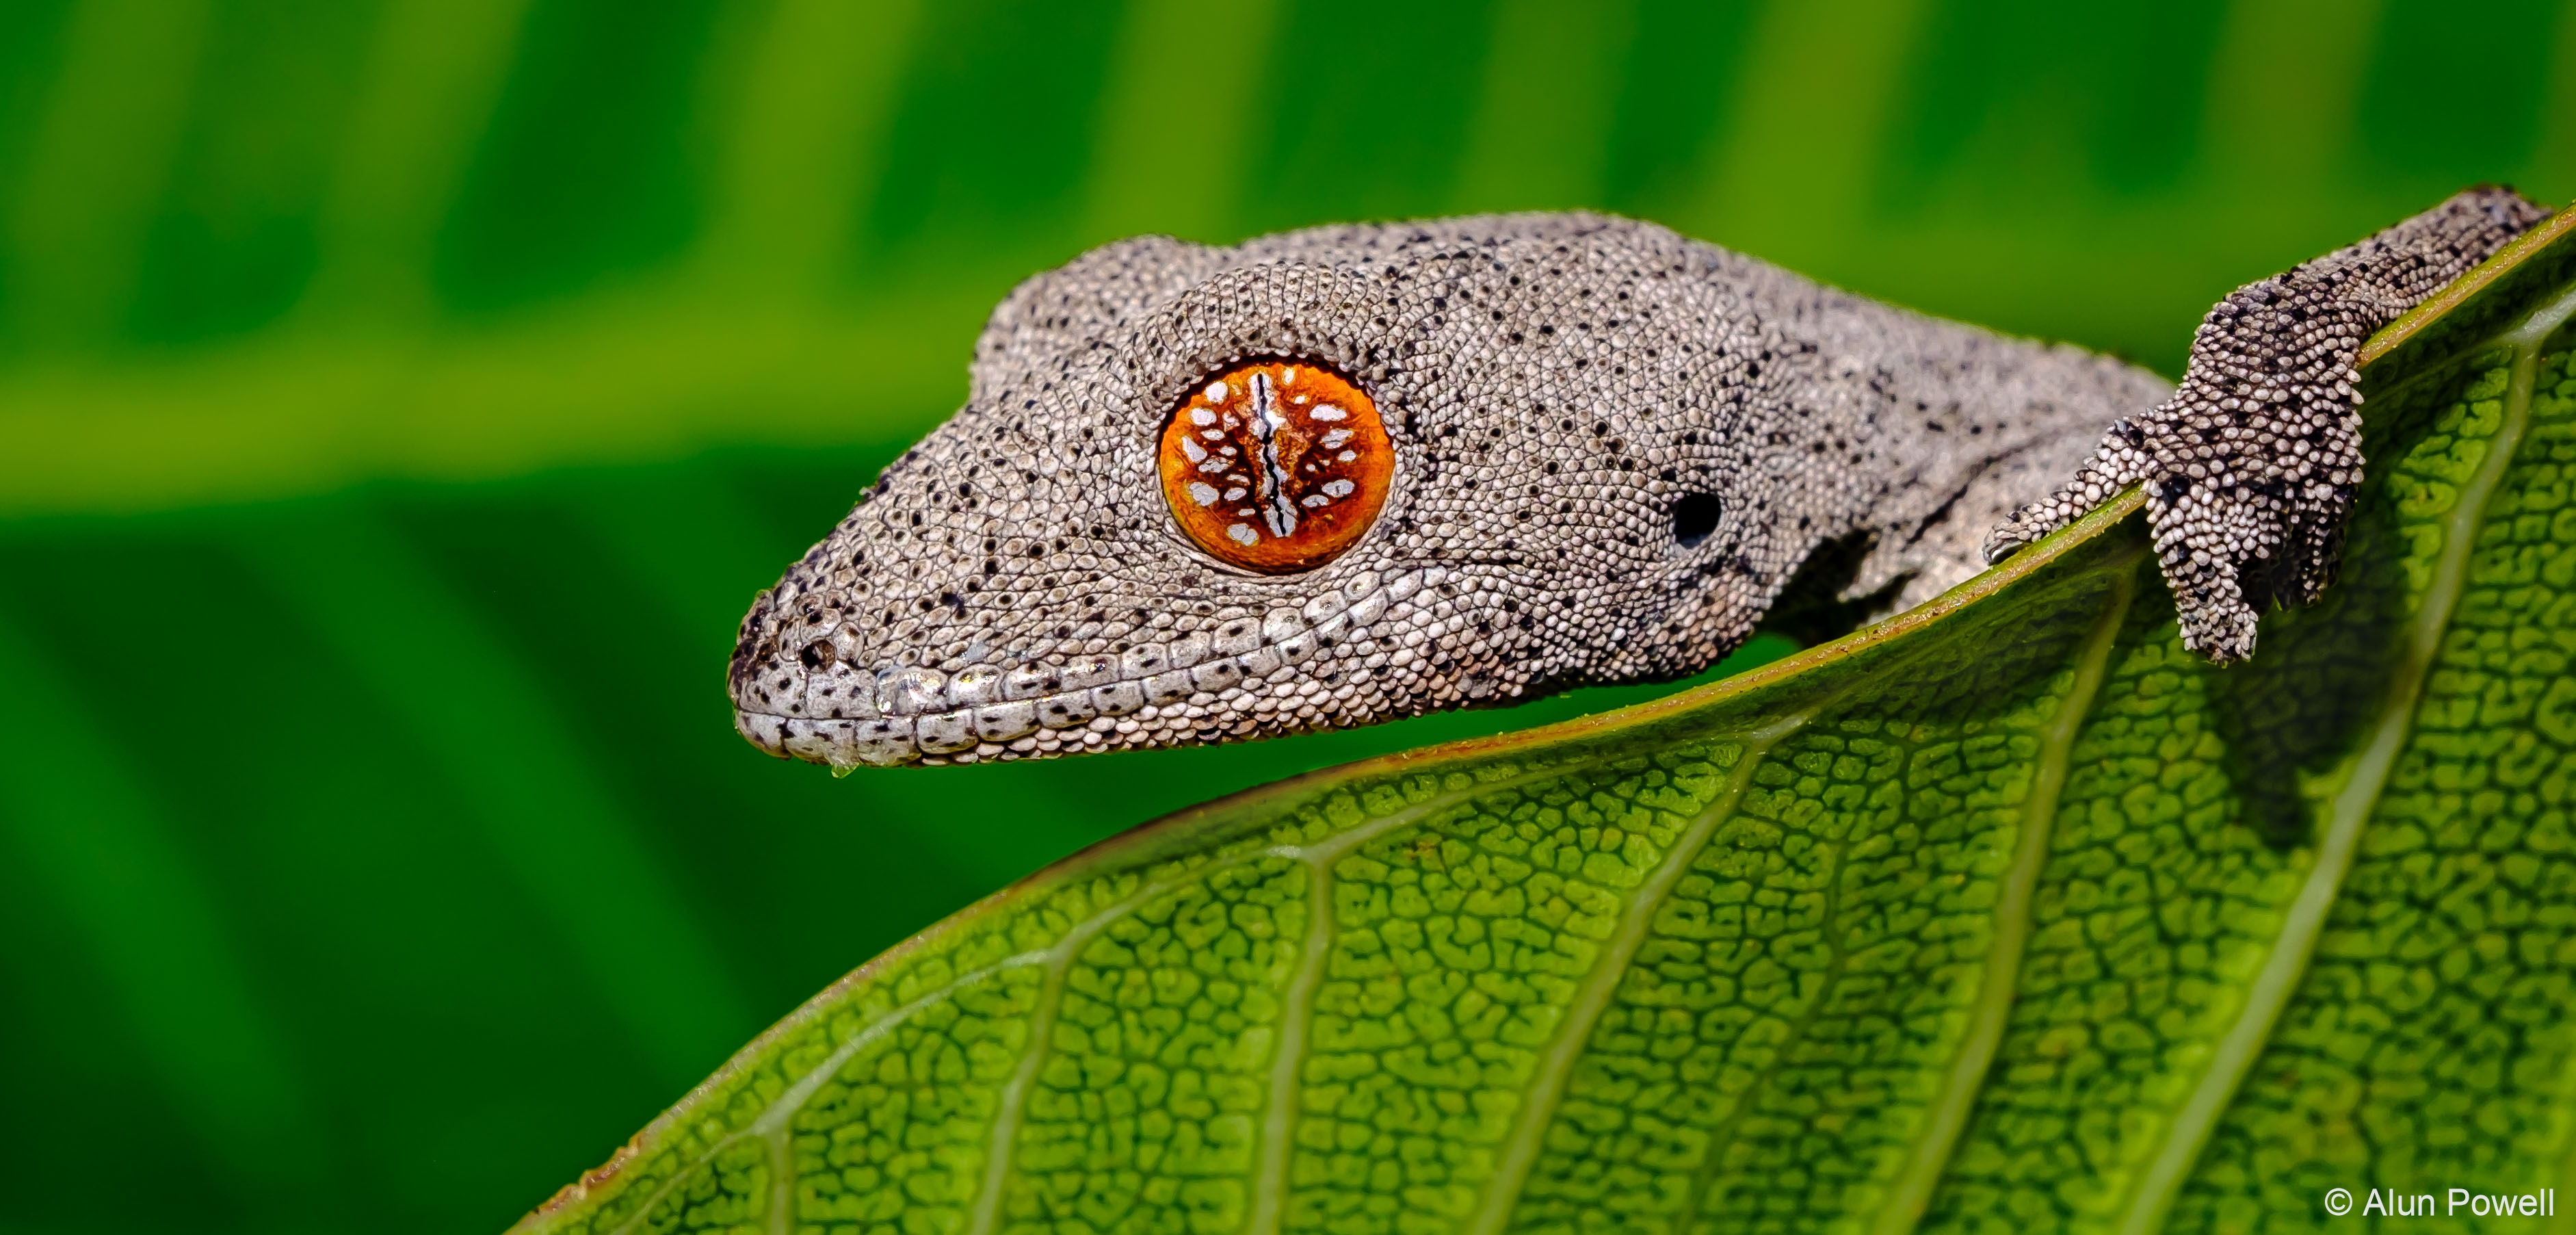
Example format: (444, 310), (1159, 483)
(732, 566), (1447, 767)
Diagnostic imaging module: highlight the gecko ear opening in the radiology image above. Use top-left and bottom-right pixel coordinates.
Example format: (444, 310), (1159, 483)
(1670, 492), (1724, 549)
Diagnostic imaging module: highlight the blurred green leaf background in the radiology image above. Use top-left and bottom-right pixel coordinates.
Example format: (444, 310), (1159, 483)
(0, 1), (2571, 1230)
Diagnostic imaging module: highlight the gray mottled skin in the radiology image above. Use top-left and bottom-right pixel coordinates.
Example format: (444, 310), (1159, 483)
(730, 188), (2547, 768)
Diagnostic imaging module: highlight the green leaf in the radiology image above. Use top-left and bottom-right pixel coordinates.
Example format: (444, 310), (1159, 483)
(514, 207), (2576, 1235)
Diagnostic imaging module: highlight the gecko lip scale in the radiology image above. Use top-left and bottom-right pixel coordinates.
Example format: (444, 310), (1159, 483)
(732, 567), (1454, 767)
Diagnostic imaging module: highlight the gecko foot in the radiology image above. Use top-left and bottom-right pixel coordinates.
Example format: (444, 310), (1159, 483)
(1986, 186), (2547, 663)
(1985, 294), (2369, 664)
(1983, 359), (2361, 666)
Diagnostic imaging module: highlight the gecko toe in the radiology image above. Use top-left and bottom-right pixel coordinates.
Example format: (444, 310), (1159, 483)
(2174, 586), (2261, 663)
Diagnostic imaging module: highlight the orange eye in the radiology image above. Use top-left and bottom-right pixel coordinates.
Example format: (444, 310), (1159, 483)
(1158, 361), (1392, 573)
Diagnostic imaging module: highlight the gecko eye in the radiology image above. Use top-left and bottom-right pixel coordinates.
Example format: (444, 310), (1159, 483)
(1157, 360), (1392, 573)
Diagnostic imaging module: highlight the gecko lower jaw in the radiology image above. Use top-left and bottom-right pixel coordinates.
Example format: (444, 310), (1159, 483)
(733, 567), (1448, 768)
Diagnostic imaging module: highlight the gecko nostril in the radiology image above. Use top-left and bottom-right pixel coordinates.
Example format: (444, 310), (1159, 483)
(1670, 493), (1724, 549)
(798, 640), (837, 669)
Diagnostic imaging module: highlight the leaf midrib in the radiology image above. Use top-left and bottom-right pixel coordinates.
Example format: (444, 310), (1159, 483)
(1664, 744), (1869, 1235)
(1457, 714), (1807, 1235)
(1870, 557), (2141, 1235)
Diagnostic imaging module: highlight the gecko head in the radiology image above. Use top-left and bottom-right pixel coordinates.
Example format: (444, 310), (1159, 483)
(729, 214), (1809, 767)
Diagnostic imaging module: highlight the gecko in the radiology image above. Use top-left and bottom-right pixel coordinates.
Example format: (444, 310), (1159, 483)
(727, 186), (2550, 769)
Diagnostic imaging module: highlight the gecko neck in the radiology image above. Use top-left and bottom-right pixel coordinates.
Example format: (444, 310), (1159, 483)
(1720, 256), (2173, 614)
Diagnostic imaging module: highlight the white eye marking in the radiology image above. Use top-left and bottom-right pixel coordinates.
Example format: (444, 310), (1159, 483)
(1198, 457), (1226, 473)
(1302, 494), (1330, 508)
(1322, 479), (1355, 497)
(1191, 408), (1217, 426)
(1180, 438), (1207, 463)
(1187, 482), (1220, 506)
(1205, 381), (1229, 402)
(1227, 523), (1259, 545)
(1337, 450), (1358, 462)
(1280, 367), (1297, 385)
(1321, 428), (1352, 447)
(1311, 404), (1345, 421)
(1222, 486), (1247, 501)
(1200, 429), (1225, 441)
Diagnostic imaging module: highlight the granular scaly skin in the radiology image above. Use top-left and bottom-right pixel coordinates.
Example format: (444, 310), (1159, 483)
(731, 193), (2541, 768)
(1984, 185), (2549, 657)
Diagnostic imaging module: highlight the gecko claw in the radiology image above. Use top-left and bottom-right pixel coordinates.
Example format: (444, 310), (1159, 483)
(1978, 508), (2046, 566)
(1980, 417), (2146, 569)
